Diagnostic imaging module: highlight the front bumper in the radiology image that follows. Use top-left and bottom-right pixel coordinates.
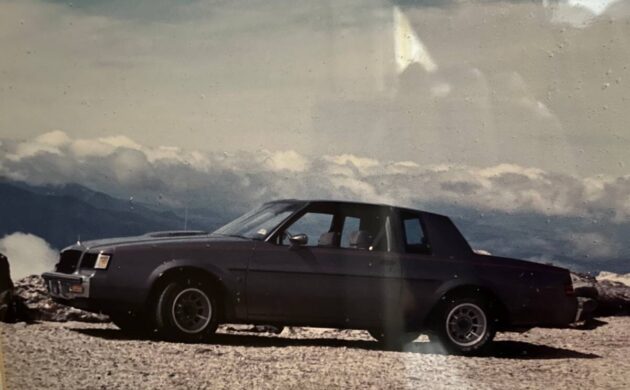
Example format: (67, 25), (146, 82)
(42, 272), (91, 299)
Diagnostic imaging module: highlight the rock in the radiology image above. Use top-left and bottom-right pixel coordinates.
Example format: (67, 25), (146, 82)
(0, 252), (12, 321)
(252, 325), (284, 334)
(596, 271), (630, 285)
(571, 272), (599, 299)
(14, 275), (109, 323)
(594, 279), (630, 316)
(221, 324), (284, 334)
(0, 252), (12, 291)
(1, 252), (37, 323)
(571, 272), (630, 316)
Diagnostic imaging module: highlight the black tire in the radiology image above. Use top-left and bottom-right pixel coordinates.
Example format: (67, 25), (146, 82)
(429, 296), (496, 355)
(109, 311), (149, 335)
(154, 277), (219, 342)
(368, 328), (421, 350)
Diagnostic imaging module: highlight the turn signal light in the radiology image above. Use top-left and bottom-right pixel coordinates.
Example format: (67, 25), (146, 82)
(94, 253), (111, 270)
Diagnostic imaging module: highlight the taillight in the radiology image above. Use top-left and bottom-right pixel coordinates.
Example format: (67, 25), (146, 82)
(564, 281), (575, 296)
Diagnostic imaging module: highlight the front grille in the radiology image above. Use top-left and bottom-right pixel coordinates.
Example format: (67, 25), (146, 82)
(55, 250), (82, 274)
(80, 252), (98, 269)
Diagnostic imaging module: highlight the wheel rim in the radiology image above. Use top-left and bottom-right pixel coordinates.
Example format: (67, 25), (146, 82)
(171, 288), (212, 334)
(445, 303), (487, 347)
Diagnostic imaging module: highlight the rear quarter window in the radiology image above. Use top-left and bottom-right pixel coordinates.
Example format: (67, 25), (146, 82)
(401, 213), (430, 254)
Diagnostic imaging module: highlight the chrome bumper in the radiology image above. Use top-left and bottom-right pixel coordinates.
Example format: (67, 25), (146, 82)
(42, 272), (91, 299)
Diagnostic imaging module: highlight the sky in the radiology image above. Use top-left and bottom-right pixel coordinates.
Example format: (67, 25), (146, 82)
(0, 0), (629, 272)
(1, 0), (629, 176)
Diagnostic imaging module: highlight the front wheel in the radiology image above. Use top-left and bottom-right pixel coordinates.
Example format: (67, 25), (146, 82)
(430, 297), (495, 355)
(154, 278), (219, 342)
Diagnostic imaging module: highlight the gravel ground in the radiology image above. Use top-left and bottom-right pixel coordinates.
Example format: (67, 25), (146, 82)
(2, 318), (630, 389)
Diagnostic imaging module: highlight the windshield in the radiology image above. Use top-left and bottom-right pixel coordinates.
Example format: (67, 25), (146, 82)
(212, 202), (302, 240)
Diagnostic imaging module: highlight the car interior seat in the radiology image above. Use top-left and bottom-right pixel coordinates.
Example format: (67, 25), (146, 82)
(348, 230), (373, 250)
(318, 231), (341, 247)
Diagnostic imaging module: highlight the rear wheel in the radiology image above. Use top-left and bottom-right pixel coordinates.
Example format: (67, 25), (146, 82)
(154, 277), (219, 342)
(430, 297), (495, 355)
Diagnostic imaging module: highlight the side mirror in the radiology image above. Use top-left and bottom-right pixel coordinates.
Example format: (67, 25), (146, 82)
(289, 233), (308, 247)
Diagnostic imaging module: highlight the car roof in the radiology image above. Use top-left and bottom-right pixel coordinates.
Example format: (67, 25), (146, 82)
(266, 198), (444, 218)
(265, 199), (471, 256)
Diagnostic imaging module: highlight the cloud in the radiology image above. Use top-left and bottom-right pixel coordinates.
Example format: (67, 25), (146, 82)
(6, 136), (64, 161)
(70, 138), (118, 158)
(35, 130), (72, 147)
(2, 131), (630, 272)
(564, 231), (622, 259)
(2, 131), (630, 222)
(0, 232), (58, 280)
(549, 0), (624, 27)
(264, 150), (309, 172)
(1, 0), (629, 177)
(596, 271), (630, 286)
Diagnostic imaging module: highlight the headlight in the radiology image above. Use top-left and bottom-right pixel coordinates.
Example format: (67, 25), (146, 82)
(94, 253), (111, 270)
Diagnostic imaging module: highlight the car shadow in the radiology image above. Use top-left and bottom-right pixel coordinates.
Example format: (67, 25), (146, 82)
(475, 340), (600, 360)
(573, 318), (608, 330)
(70, 328), (600, 360)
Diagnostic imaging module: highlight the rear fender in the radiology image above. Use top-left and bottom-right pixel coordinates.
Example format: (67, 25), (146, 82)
(420, 277), (505, 326)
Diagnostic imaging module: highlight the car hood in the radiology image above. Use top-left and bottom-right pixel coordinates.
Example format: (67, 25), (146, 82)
(64, 232), (250, 252)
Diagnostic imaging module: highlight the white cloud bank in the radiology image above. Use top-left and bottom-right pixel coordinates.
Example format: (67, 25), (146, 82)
(1, 131), (629, 222)
(1, 131), (629, 271)
(0, 232), (57, 280)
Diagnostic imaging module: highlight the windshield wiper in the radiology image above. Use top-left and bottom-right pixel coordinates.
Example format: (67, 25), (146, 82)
(212, 233), (249, 239)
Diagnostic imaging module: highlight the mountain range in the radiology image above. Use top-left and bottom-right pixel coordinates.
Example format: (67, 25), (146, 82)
(0, 179), (628, 274)
(0, 180), (213, 250)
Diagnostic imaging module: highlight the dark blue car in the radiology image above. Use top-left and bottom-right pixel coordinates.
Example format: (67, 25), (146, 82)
(43, 199), (592, 354)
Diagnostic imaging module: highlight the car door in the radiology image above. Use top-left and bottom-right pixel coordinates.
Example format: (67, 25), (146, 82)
(245, 203), (403, 328)
(335, 209), (404, 330)
(246, 209), (340, 324)
(397, 210), (447, 328)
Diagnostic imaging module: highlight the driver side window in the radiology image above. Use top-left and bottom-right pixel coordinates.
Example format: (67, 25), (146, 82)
(282, 212), (334, 246)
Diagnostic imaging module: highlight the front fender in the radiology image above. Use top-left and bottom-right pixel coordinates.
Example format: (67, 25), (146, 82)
(146, 258), (231, 288)
(142, 258), (243, 320)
